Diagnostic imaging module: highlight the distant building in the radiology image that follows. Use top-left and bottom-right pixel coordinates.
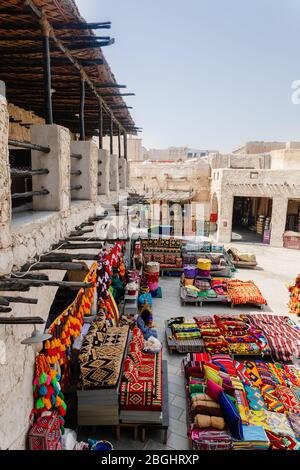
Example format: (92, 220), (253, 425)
(129, 141), (300, 247)
(142, 146), (217, 161)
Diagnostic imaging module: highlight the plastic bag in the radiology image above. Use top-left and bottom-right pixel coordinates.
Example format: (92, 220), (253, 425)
(143, 335), (162, 354)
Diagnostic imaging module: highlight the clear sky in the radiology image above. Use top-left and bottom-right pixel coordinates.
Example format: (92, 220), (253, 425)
(76, 0), (300, 152)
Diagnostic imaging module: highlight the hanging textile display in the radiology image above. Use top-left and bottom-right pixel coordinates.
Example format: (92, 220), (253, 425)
(96, 242), (125, 325)
(44, 263), (97, 390)
(32, 354), (67, 433)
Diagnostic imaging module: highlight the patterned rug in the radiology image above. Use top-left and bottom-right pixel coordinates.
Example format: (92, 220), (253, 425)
(79, 324), (129, 389)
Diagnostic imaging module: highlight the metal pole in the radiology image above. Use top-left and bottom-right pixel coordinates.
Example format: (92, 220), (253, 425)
(42, 26), (53, 124)
(79, 77), (85, 141)
(118, 126), (121, 158)
(99, 104), (103, 149)
(110, 115), (113, 154)
(123, 130), (128, 160)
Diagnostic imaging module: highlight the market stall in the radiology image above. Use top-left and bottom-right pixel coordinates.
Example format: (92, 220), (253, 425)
(184, 352), (300, 450)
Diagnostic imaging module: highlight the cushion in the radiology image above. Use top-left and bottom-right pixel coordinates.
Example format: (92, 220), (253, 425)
(123, 357), (138, 382)
(152, 253), (165, 263)
(191, 399), (223, 417)
(129, 351), (142, 369)
(194, 414), (225, 430)
(204, 366), (223, 385)
(219, 391), (244, 440)
(206, 378), (224, 402)
(143, 253), (153, 263)
(184, 278), (194, 287)
(189, 383), (206, 394)
(164, 253), (176, 264)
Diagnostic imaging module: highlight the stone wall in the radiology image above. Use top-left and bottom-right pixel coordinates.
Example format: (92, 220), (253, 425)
(0, 95), (13, 275)
(129, 159), (211, 202)
(8, 103), (44, 142)
(232, 141), (287, 155)
(209, 153), (267, 170)
(270, 148), (300, 170)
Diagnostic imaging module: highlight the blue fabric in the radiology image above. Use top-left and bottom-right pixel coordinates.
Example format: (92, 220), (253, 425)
(219, 391), (244, 440)
(137, 316), (158, 340)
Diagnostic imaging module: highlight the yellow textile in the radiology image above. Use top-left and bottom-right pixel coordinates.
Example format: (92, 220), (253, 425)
(197, 258), (211, 270)
(204, 365), (223, 385)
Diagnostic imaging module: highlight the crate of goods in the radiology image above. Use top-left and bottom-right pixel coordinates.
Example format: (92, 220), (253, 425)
(283, 232), (300, 250)
(211, 243), (224, 253)
(256, 215), (265, 235)
(28, 411), (62, 450)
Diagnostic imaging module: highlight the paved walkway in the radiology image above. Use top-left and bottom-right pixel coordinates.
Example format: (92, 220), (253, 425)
(82, 244), (300, 450)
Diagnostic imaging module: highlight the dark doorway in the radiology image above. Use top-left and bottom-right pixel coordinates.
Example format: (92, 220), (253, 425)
(231, 196), (272, 244)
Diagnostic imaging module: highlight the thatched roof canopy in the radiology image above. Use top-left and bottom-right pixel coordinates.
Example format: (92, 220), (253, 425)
(0, 0), (136, 136)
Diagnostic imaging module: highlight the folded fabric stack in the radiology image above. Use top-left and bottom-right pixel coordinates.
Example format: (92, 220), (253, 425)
(225, 280), (267, 306)
(171, 322), (201, 341)
(247, 314), (300, 362)
(210, 279), (226, 296)
(190, 426), (232, 450)
(194, 317), (229, 354)
(232, 425), (269, 450)
(214, 315), (270, 356)
(247, 409), (300, 450)
(197, 258), (211, 278)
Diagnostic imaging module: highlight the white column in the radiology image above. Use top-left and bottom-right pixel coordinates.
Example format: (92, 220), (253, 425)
(270, 196), (288, 247)
(70, 141), (98, 202)
(119, 157), (127, 190)
(109, 154), (119, 193)
(98, 149), (110, 196)
(31, 124), (71, 213)
(216, 194), (233, 243)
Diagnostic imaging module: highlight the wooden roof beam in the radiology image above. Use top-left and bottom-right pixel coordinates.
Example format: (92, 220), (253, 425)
(52, 22), (111, 30)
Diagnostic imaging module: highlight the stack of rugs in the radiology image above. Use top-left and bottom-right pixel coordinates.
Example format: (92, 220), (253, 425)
(171, 321), (201, 341)
(167, 317), (204, 353)
(183, 253), (230, 278)
(77, 318), (129, 425)
(225, 280), (267, 306)
(119, 327), (163, 423)
(183, 353), (300, 450)
(182, 275), (229, 301)
(214, 315), (271, 356)
(194, 315), (270, 356)
(194, 316), (229, 354)
(247, 314), (300, 362)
